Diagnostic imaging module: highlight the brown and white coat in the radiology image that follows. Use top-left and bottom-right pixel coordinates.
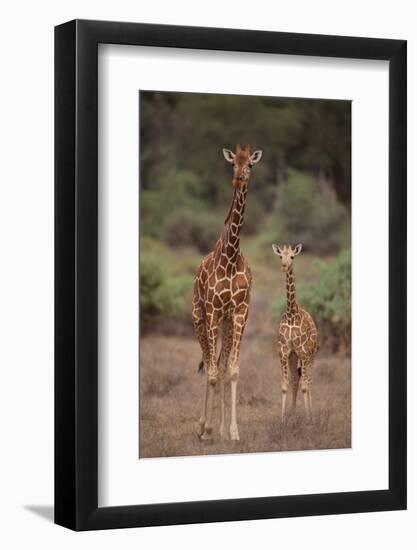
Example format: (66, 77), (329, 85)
(272, 243), (318, 422)
(192, 144), (263, 441)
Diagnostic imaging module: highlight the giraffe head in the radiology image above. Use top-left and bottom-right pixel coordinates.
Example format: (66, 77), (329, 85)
(272, 243), (302, 272)
(223, 144), (263, 190)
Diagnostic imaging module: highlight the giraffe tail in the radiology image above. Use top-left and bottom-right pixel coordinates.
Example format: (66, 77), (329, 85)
(197, 359), (204, 374)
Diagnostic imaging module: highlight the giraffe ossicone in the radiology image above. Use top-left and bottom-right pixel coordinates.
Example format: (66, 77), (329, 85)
(192, 144), (263, 442)
(272, 243), (318, 423)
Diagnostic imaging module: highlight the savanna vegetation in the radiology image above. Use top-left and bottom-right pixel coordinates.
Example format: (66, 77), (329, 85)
(140, 91), (351, 348)
(139, 91), (351, 457)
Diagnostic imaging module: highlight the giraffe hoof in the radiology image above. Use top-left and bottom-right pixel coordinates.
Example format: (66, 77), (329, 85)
(197, 422), (205, 438)
(199, 432), (213, 443)
(229, 425), (240, 441)
(219, 426), (228, 440)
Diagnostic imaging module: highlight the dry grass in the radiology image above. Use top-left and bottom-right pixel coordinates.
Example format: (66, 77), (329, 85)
(139, 323), (351, 458)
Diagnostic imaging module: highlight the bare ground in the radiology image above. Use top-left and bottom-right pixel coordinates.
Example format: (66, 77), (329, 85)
(139, 316), (351, 458)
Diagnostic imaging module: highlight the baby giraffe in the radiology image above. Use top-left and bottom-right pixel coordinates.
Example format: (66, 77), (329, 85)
(272, 243), (318, 422)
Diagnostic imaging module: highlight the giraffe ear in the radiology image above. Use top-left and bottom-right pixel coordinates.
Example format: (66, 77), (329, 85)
(249, 150), (263, 165)
(272, 244), (282, 257)
(293, 243), (303, 256)
(223, 148), (235, 163)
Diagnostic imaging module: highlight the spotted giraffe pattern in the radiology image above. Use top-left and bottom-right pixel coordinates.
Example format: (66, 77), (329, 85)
(192, 144), (263, 441)
(272, 244), (318, 421)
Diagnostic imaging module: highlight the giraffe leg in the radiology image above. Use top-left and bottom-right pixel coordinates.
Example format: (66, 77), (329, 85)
(289, 352), (299, 412)
(197, 336), (209, 435)
(192, 297), (210, 436)
(307, 358), (314, 422)
(229, 309), (248, 441)
(281, 392), (287, 423)
(308, 386), (313, 422)
(279, 351), (290, 423)
(219, 378), (226, 440)
(292, 380), (299, 411)
(230, 377), (239, 440)
(299, 359), (311, 422)
(202, 377), (215, 441)
(218, 317), (233, 440)
(200, 317), (219, 441)
(197, 380), (208, 437)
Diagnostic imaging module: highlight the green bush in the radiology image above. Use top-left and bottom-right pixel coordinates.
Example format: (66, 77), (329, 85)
(140, 250), (192, 331)
(272, 249), (351, 351)
(140, 170), (207, 239)
(162, 169), (202, 204)
(141, 190), (171, 238)
(242, 194), (266, 235)
(275, 169), (350, 254)
(161, 208), (220, 254)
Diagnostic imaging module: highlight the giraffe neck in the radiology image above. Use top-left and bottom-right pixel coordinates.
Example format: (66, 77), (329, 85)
(220, 186), (247, 262)
(285, 268), (298, 315)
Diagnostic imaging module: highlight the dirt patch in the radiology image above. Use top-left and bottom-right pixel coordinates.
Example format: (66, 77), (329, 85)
(139, 332), (351, 458)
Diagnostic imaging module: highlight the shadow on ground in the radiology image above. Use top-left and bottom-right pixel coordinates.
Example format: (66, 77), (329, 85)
(24, 505), (54, 523)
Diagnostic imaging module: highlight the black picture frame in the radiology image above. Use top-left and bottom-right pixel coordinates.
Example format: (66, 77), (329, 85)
(55, 19), (407, 531)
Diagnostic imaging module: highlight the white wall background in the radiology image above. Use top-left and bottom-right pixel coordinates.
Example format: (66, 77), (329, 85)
(0, 0), (414, 547)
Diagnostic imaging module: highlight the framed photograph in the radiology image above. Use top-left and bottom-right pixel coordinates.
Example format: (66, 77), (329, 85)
(55, 19), (406, 530)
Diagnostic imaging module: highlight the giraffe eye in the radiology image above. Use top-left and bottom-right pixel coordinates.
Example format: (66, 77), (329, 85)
(290, 255), (294, 259)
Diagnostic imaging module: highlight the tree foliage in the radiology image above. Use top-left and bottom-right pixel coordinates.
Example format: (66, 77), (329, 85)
(275, 169), (349, 254)
(140, 91), (351, 208)
(139, 92), (352, 337)
(140, 242), (193, 331)
(140, 91), (351, 256)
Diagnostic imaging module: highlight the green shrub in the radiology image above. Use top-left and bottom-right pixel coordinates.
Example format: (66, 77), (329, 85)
(275, 169), (350, 254)
(162, 208), (220, 253)
(140, 171), (207, 240)
(272, 249), (351, 351)
(276, 169), (315, 233)
(162, 169), (202, 204)
(140, 250), (192, 331)
(242, 194), (266, 235)
(141, 190), (171, 238)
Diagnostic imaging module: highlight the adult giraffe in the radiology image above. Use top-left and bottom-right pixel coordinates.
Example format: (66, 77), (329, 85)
(192, 144), (263, 441)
